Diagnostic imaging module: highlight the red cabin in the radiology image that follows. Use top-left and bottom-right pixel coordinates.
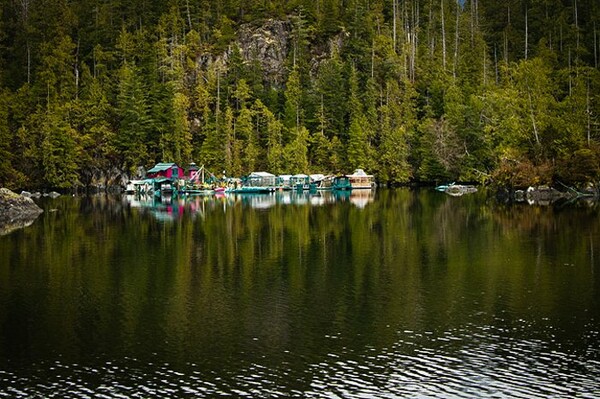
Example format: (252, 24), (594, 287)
(146, 163), (184, 179)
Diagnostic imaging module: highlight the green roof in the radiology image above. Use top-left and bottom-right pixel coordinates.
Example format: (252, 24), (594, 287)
(147, 163), (179, 173)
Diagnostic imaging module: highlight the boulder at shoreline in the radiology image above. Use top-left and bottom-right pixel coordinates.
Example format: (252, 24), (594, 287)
(0, 188), (44, 235)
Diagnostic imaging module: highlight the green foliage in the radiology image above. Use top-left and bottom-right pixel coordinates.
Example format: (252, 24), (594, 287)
(0, 90), (22, 189)
(40, 104), (81, 188)
(555, 147), (600, 186)
(116, 63), (151, 173)
(491, 156), (554, 189)
(346, 66), (373, 171)
(314, 49), (347, 141)
(0, 0), (598, 189)
(283, 127), (310, 173)
(76, 75), (116, 186)
(266, 116), (285, 175)
(377, 80), (413, 184)
(283, 66), (303, 137)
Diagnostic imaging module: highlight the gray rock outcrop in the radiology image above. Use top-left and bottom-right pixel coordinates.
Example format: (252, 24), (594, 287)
(0, 188), (43, 235)
(236, 19), (290, 85)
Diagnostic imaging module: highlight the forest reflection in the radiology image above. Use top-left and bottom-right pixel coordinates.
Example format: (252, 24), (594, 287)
(0, 189), (598, 368)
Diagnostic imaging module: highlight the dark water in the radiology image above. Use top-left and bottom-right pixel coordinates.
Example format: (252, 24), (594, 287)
(1, 189), (599, 398)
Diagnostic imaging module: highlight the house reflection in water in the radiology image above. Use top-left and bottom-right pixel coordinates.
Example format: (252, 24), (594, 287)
(123, 190), (375, 221)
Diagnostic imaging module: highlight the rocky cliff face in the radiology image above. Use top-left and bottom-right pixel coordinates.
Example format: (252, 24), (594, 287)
(195, 18), (345, 87)
(195, 19), (291, 87)
(236, 19), (290, 86)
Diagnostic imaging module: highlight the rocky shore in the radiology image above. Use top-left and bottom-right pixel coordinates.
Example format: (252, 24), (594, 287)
(498, 185), (599, 204)
(0, 188), (44, 235)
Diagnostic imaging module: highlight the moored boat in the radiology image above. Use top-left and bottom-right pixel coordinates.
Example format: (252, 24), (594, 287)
(228, 186), (275, 194)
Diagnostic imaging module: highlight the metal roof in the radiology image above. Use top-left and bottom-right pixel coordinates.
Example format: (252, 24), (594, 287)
(147, 163), (179, 173)
(249, 171), (275, 177)
(347, 169), (373, 177)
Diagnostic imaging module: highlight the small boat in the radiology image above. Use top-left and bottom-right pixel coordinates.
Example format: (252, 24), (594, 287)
(435, 182), (455, 192)
(435, 183), (477, 196)
(228, 186), (275, 194)
(183, 188), (214, 196)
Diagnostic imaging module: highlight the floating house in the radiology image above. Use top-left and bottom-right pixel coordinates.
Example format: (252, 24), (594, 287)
(146, 163), (184, 179)
(229, 172), (277, 193)
(246, 171), (277, 187)
(333, 175), (352, 190)
(312, 174), (334, 190)
(186, 162), (200, 180)
(276, 175), (293, 190)
(290, 174), (310, 190)
(333, 169), (375, 190)
(346, 169), (375, 189)
(145, 163), (185, 194)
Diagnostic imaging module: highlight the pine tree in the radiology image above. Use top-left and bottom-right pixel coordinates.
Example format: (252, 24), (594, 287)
(0, 89), (22, 188)
(169, 91), (193, 165)
(377, 80), (412, 184)
(284, 65), (303, 141)
(346, 66), (373, 171)
(315, 48), (347, 141)
(77, 72), (116, 186)
(283, 126), (310, 174)
(266, 112), (285, 175)
(116, 62), (151, 174)
(40, 103), (81, 188)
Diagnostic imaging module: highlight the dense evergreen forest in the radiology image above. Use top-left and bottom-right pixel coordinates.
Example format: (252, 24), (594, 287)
(0, 0), (599, 190)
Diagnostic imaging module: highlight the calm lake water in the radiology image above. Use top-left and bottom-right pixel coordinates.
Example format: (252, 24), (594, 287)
(1, 189), (599, 398)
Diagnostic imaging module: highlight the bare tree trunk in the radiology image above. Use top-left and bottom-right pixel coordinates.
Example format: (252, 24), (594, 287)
(75, 39), (80, 99)
(560, 24), (563, 54)
(483, 46), (486, 85)
(525, 7), (528, 59)
(16, 0), (32, 83)
(186, 0), (193, 30)
(320, 95), (325, 136)
(441, 0), (447, 69)
(410, 0), (419, 82)
(574, 0), (579, 54)
(371, 40), (375, 79)
(506, 5), (510, 63)
(453, 0), (460, 79)
(527, 90), (540, 145)
(568, 47), (572, 96)
(587, 78), (591, 147)
(393, 0), (397, 52)
(494, 45), (499, 84)
(470, 0), (474, 45)
(428, 0), (433, 57)
(594, 22), (598, 69)
(216, 67), (221, 137)
(27, 43), (31, 84)
(546, 1), (552, 50)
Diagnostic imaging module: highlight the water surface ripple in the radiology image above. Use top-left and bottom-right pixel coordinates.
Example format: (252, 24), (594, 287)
(0, 190), (598, 398)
